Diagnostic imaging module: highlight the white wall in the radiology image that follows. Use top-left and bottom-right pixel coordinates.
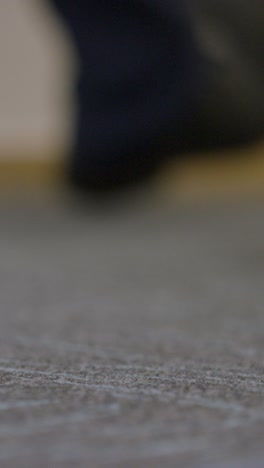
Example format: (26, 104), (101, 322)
(0, 0), (75, 159)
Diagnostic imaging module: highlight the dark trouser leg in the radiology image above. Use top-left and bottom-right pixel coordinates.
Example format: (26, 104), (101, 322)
(51, 0), (204, 190)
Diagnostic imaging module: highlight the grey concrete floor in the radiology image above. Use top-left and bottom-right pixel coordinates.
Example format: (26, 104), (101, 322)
(0, 195), (264, 467)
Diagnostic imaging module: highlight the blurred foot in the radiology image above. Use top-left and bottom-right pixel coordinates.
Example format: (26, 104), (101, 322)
(69, 67), (264, 193)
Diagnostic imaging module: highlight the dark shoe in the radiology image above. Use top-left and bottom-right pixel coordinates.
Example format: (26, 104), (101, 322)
(69, 66), (264, 193)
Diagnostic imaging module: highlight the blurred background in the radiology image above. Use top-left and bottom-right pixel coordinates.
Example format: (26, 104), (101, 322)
(0, 0), (263, 199)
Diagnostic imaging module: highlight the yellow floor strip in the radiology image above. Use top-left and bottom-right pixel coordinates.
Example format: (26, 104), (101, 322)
(159, 141), (264, 202)
(0, 156), (64, 191)
(0, 141), (264, 201)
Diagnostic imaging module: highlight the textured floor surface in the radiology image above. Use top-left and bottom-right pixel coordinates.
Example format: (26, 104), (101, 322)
(0, 195), (264, 467)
